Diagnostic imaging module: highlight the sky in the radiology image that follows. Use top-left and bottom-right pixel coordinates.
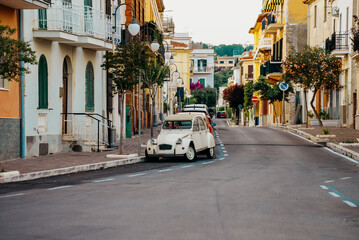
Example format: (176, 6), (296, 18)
(164, 0), (263, 46)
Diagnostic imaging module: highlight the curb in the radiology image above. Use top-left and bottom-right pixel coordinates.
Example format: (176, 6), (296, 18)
(271, 125), (359, 165)
(0, 157), (146, 184)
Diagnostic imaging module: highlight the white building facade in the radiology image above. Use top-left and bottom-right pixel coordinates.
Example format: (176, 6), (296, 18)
(23, 0), (116, 157)
(190, 49), (216, 88)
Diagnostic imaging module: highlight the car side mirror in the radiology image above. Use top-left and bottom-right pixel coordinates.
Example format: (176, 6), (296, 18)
(211, 122), (216, 127)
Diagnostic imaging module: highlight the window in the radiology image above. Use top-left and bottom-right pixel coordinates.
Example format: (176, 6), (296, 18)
(248, 65), (253, 79)
(199, 118), (206, 131)
(38, 9), (47, 30)
(38, 55), (48, 109)
(199, 78), (205, 86)
(229, 61), (233, 64)
(220, 61), (224, 64)
(84, 0), (93, 35)
(85, 62), (94, 111)
(0, 76), (5, 89)
(314, 5), (317, 28)
(193, 118), (199, 132)
(190, 78), (193, 84)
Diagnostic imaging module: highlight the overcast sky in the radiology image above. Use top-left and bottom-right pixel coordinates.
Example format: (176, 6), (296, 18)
(164, 0), (263, 46)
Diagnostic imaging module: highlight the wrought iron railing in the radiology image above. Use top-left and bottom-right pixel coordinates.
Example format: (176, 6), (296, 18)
(260, 61), (282, 76)
(34, 0), (119, 43)
(61, 113), (112, 152)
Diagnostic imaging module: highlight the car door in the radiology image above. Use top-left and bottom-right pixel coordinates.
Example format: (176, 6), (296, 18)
(191, 118), (202, 151)
(198, 117), (208, 150)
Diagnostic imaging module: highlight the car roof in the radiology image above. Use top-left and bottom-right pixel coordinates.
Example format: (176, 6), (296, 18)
(182, 108), (208, 113)
(164, 114), (200, 121)
(184, 104), (207, 109)
(178, 112), (207, 118)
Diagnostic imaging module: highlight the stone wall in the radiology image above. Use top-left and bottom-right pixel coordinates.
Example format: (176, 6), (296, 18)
(0, 118), (20, 161)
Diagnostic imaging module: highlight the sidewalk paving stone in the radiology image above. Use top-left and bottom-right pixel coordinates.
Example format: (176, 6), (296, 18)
(0, 126), (160, 181)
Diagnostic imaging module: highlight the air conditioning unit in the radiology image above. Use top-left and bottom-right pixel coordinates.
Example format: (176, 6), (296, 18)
(332, 7), (339, 17)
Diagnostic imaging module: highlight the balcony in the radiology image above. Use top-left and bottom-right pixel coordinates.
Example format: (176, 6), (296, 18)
(326, 32), (349, 56)
(192, 67), (212, 74)
(0, 0), (50, 9)
(261, 11), (284, 35)
(260, 61), (282, 79)
(258, 37), (272, 52)
(33, 1), (118, 50)
(161, 14), (175, 37)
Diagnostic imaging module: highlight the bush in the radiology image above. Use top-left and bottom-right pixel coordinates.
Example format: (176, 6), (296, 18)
(319, 109), (329, 120)
(321, 128), (330, 135)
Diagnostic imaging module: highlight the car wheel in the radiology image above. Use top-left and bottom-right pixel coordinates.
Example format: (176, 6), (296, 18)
(184, 144), (196, 161)
(145, 150), (159, 162)
(206, 147), (214, 159)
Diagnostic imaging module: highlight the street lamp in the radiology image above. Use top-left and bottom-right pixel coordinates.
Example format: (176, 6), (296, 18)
(108, 1), (139, 149)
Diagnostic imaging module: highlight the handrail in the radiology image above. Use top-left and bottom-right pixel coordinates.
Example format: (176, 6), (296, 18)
(61, 112), (112, 152)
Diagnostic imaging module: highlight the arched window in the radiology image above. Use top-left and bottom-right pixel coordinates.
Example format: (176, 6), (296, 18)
(85, 61), (94, 111)
(38, 55), (48, 109)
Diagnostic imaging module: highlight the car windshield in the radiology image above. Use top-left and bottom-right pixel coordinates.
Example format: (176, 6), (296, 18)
(162, 120), (192, 130)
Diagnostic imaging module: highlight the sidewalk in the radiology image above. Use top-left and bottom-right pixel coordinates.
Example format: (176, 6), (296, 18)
(273, 124), (359, 164)
(0, 126), (160, 183)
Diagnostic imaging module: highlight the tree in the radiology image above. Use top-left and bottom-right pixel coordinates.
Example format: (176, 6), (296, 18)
(223, 84), (244, 123)
(141, 58), (169, 138)
(253, 76), (293, 123)
(351, 15), (359, 52)
(243, 81), (254, 109)
(191, 87), (217, 107)
(214, 69), (232, 90)
(102, 40), (149, 153)
(0, 22), (37, 81)
(282, 46), (342, 126)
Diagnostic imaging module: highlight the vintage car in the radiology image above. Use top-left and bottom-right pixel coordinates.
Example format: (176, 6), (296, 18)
(145, 114), (216, 161)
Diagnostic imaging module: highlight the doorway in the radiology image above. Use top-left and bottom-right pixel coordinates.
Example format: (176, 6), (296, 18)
(62, 56), (72, 134)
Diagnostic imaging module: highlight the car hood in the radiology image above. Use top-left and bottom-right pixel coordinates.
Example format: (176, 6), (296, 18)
(157, 131), (191, 144)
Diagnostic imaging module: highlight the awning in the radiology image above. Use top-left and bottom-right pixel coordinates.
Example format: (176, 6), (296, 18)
(271, 0), (284, 4)
(263, 0), (283, 12)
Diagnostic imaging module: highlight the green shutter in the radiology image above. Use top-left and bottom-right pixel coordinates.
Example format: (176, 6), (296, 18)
(38, 9), (47, 30)
(199, 78), (205, 86)
(190, 78), (192, 84)
(85, 62), (94, 111)
(38, 55), (48, 109)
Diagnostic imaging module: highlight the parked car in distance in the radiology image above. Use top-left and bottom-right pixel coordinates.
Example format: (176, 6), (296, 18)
(178, 112), (215, 135)
(145, 114), (216, 161)
(217, 111), (227, 118)
(182, 106), (212, 123)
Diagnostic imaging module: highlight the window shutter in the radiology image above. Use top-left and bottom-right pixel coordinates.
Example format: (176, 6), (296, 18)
(85, 62), (94, 111)
(38, 55), (48, 109)
(38, 9), (47, 30)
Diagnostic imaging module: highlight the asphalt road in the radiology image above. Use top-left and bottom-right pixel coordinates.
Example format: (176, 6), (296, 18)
(0, 119), (358, 240)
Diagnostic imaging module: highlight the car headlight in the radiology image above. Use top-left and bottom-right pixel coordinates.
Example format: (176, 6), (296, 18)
(150, 138), (157, 145)
(176, 138), (182, 145)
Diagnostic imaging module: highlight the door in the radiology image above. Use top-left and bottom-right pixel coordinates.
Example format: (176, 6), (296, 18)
(191, 118), (201, 151)
(198, 118), (208, 150)
(62, 60), (68, 134)
(126, 106), (132, 138)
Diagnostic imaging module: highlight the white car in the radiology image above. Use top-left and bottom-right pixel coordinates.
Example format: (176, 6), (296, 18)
(145, 114), (216, 161)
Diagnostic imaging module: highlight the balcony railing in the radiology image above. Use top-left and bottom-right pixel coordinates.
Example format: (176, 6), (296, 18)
(192, 67), (212, 73)
(326, 32), (349, 52)
(261, 11), (284, 32)
(260, 61), (282, 76)
(33, 1), (120, 43)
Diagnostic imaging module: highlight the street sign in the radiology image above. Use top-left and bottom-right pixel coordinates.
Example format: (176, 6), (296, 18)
(279, 81), (289, 91)
(252, 96), (259, 103)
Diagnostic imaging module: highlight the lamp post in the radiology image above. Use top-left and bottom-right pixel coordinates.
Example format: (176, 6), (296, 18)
(108, 1), (139, 149)
(137, 25), (161, 156)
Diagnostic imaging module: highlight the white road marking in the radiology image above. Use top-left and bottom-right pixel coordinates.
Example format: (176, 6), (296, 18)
(320, 185), (328, 190)
(224, 154), (229, 157)
(223, 150), (227, 153)
(323, 147), (359, 164)
(128, 173), (147, 177)
(0, 193), (25, 199)
(47, 185), (73, 191)
(93, 178), (115, 183)
(343, 200), (358, 207)
(324, 180), (335, 183)
(220, 144), (224, 147)
(329, 192), (341, 198)
(180, 165), (193, 168)
(340, 177), (351, 180)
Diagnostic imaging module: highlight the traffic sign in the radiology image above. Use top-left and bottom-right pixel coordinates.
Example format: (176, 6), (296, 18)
(279, 81), (289, 91)
(252, 96), (259, 103)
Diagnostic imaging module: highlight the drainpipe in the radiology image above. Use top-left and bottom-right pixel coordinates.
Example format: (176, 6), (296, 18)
(19, 10), (26, 158)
